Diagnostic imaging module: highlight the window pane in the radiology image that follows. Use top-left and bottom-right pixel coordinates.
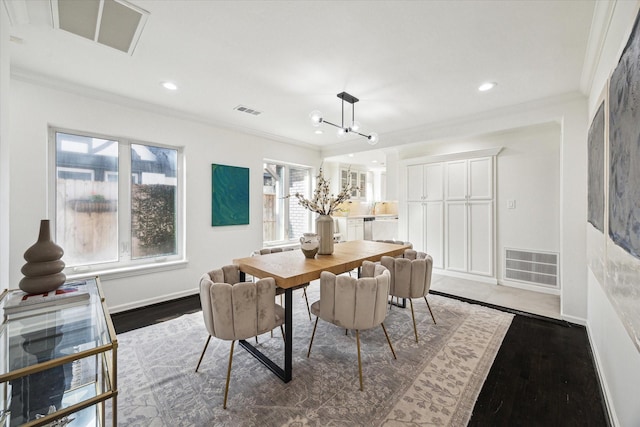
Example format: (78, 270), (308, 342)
(131, 144), (178, 259)
(263, 163), (284, 242)
(55, 132), (119, 266)
(288, 166), (310, 239)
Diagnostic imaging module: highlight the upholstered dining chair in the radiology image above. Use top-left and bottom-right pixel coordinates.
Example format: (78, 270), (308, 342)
(195, 265), (285, 409)
(307, 261), (396, 391)
(376, 250), (436, 342)
(375, 240), (413, 258)
(256, 247), (312, 321)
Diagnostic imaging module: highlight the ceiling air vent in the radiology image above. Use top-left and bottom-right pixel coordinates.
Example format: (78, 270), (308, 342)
(234, 105), (262, 116)
(52, 0), (149, 55)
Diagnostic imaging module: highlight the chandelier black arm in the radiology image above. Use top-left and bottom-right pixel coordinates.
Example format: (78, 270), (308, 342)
(321, 119), (341, 129)
(354, 131), (372, 139)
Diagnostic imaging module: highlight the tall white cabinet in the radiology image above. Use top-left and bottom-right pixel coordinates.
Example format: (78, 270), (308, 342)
(407, 163), (444, 269)
(444, 157), (493, 276)
(406, 154), (495, 279)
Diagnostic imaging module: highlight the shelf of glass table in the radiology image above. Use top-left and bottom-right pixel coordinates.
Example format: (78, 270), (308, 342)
(0, 277), (117, 427)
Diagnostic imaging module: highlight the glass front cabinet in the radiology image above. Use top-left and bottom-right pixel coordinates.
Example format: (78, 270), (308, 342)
(0, 277), (117, 426)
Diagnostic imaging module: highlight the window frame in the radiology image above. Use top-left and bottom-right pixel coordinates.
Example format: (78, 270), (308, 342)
(262, 159), (313, 246)
(48, 126), (186, 279)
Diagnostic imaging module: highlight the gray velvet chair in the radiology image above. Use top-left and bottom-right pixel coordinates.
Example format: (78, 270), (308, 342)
(307, 261), (396, 391)
(376, 250), (436, 342)
(196, 265), (284, 409)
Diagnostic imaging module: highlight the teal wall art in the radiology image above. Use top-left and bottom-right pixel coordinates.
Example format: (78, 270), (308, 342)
(211, 164), (249, 226)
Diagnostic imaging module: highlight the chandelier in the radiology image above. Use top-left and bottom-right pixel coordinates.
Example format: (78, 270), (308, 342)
(309, 92), (379, 145)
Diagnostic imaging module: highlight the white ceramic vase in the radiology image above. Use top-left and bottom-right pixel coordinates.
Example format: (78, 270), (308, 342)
(300, 232), (319, 258)
(315, 215), (334, 255)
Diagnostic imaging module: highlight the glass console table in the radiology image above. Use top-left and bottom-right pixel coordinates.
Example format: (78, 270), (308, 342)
(0, 277), (117, 426)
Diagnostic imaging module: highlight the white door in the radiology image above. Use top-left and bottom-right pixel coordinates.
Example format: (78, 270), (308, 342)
(468, 157), (493, 200)
(425, 163), (443, 201)
(445, 160), (467, 200)
(407, 165), (424, 202)
(425, 201), (444, 269)
(468, 200), (493, 276)
(446, 201), (467, 272)
(407, 202), (425, 251)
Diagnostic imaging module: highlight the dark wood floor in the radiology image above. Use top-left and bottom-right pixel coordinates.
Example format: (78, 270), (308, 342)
(111, 292), (610, 426)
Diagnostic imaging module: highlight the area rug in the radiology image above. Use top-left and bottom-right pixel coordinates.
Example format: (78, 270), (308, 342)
(109, 288), (513, 426)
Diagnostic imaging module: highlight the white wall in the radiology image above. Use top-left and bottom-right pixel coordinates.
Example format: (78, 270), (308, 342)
(384, 93), (587, 320)
(8, 78), (321, 311)
(401, 122), (561, 292)
(395, 124), (561, 288)
(585, 1), (640, 425)
(0, 6), (11, 289)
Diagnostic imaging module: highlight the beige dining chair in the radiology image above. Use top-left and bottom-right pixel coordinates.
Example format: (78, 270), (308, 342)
(376, 250), (436, 342)
(256, 247), (312, 321)
(196, 265), (285, 409)
(306, 261), (396, 391)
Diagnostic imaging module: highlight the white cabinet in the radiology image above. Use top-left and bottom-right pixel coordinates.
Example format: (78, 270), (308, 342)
(335, 217), (364, 241)
(406, 163), (444, 268)
(446, 157), (493, 200)
(340, 168), (368, 200)
(408, 200), (444, 269)
(407, 163), (443, 202)
(406, 156), (494, 277)
(444, 157), (493, 276)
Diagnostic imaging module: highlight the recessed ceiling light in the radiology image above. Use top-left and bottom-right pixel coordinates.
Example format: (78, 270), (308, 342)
(162, 81), (178, 91)
(372, 160), (378, 163)
(348, 154), (355, 158)
(315, 129), (324, 135)
(478, 82), (497, 92)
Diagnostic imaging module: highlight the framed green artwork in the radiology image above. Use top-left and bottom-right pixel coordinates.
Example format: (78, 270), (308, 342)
(211, 164), (249, 226)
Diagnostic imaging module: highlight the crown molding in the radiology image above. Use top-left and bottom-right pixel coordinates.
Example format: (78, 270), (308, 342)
(580, 0), (617, 95)
(10, 67), (321, 152)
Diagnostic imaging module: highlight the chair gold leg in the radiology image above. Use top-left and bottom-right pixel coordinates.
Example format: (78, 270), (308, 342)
(356, 330), (363, 391)
(409, 299), (419, 342)
(380, 322), (397, 359)
(425, 296), (437, 324)
(303, 287), (312, 321)
(195, 335), (212, 372)
(223, 340), (236, 409)
(307, 317), (319, 358)
(280, 325), (286, 341)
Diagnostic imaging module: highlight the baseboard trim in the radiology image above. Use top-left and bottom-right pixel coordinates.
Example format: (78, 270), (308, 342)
(108, 288), (198, 314)
(585, 323), (618, 427)
(560, 313), (587, 326)
(498, 279), (561, 295)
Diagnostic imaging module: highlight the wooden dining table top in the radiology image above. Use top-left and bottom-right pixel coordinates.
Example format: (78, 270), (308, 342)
(233, 240), (410, 289)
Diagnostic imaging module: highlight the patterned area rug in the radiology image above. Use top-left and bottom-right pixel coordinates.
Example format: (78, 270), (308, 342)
(110, 288), (513, 426)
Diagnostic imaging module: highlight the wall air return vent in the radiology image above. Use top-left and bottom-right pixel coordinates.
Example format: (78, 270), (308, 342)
(52, 0), (149, 55)
(504, 248), (559, 287)
(234, 105), (262, 116)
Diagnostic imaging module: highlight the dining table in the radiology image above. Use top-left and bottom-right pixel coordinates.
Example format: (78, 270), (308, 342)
(232, 239), (411, 383)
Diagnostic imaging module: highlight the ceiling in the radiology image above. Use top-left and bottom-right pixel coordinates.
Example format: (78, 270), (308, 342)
(4, 0), (596, 167)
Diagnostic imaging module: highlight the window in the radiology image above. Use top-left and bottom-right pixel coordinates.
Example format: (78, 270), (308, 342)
(51, 128), (183, 274)
(263, 162), (311, 244)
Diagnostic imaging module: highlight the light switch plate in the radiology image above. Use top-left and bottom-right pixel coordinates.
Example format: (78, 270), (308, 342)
(507, 200), (516, 209)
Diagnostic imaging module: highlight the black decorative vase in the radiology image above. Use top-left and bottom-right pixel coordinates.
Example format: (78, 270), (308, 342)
(19, 220), (66, 294)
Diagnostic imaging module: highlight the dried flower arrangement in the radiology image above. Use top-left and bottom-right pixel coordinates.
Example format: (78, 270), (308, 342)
(288, 167), (358, 216)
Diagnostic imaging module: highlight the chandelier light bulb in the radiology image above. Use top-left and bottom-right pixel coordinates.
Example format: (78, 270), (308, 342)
(350, 121), (361, 132)
(309, 110), (323, 126)
(367, 132), (379, 146)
